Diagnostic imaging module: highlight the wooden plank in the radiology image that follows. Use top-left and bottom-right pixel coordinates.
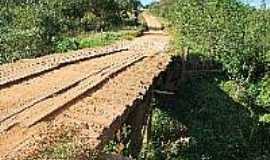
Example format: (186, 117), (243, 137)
(20, 54), (146, 127)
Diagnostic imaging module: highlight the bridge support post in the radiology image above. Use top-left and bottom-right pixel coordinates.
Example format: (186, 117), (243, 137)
(124, 90), (153, 158)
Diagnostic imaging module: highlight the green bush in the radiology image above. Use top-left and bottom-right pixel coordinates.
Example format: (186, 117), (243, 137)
(54, 31), (139, 53)
(143, 74), (270, 160)
(0, 4), (61, 63)
(81, 12), (102, 31)
(0, 0), (142, 64)
(257, 76), (270, 108)
(150, 0), (270, 123)
(152, 0), (269, 83)
(0, 27), (45, 63)
(147, 1), (270, 159)
(79, 33), (121, 49)
(55, 37), (79, 53)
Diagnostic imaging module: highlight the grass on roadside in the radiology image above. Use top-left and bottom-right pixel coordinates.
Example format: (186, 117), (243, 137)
(54, 29), (144, 53)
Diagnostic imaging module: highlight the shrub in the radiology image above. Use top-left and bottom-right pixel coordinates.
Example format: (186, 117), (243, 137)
(78, 33), (121, 49)
(0, 0), (142, 64)
(81, 12), (102, 31)
(152, 0), (270, 83)
(55, 37), (79, 53)
(257, 76), (270, 108)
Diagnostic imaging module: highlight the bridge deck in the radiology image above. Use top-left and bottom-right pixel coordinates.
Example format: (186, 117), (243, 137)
(0, 33), (170, 159)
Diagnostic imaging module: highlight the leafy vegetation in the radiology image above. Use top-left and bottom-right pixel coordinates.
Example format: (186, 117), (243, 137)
(140, 73), (270, 160)
(149, 0), (270, 121)
(138, 0), (270, 159)
(103, 124), (133, 157)
(151, 0), (269, 82)
(55, 30), (143, 53)
(0, 0), (143, 64)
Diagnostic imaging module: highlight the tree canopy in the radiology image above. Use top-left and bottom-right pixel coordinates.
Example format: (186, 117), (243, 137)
(0, 0), (142, 64)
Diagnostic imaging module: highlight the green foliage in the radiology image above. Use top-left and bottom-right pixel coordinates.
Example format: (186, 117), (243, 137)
(257, 76), (270, 107)
(55, 37), (79, 53)
(260, 114), (270, 123)
(0, 28), (41, 62)
(220, 75), (270, 121)
(143, 74), (270, 160)
(103, 141), (118, 154)
(103, 124), (133, 157)
(40, 142), (76, 160)
(78, 33), (121, 49)
(81, 12), (102, 31)
(54, 30), (140, 53)
(142, 108), (186, 160)
(0, 0), (142, 64)
(151, 0), (269, 84)
(150, 0), (270, 131)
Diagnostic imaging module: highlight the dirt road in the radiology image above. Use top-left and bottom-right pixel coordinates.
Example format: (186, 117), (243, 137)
(142, 12), (164, 30)
(0, 14), (170, 159)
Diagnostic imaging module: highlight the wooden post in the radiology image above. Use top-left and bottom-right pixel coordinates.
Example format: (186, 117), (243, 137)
(180, 47), (189, 82)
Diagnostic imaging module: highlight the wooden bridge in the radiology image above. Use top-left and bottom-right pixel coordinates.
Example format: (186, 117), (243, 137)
(0, 14), (172, 159)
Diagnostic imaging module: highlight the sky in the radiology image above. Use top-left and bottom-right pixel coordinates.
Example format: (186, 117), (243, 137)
(244, 0), (270, 7)
(140, 0), (156, 5)
(140, 0), (270, 7)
